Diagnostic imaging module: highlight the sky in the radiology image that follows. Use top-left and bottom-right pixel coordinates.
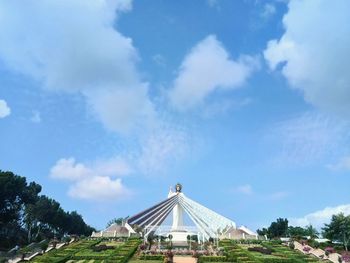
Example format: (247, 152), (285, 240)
(1, 0), (350, 232)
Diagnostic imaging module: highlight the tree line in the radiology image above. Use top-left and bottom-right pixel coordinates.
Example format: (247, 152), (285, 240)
(0, 170), (95, 250)
(257, 214), (350, 251)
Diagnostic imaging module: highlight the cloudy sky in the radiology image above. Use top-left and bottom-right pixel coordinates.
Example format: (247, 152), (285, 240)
(1, 0), (350, 231)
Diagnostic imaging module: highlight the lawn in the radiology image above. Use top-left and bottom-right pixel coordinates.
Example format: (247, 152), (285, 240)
(197, 240), (326, 263)
(31, 238), (140, 263)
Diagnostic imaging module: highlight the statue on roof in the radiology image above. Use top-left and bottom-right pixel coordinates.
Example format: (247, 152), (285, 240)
(175, 183), (182, 193)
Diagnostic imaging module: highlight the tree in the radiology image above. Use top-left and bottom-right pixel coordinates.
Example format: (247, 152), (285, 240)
(106, 217), (124, 228)
(257, 218), (288, 238)
(257, 228), (268, 236)
(287, 226), (307, 238)
(0, 170), (94, 249)
(305, 225), (319, 238)
(323, 213), (350, 251)
(0, 171), (41, 248)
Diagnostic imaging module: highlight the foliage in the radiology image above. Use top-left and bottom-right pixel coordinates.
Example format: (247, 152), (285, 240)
(247, 246), (273, 255)
(139, 254), (164, 260)
(0, 170), (41, 249)
(198, 256), (227, 262)
(305, 225), (319, 238)
(323, 213), (350, 251)
(342, 251), (350, 263)
(287, 226), (307, 238)
(216, 239), (320, 263)
(302, 246), (311, 253)
(0, 170), (94, 250)
(92, 244), (114, 252)
(257, 218), (288, 238)
(289, 242), (295, 250)
(324, 246), (336, 254)
(34, 238), (141, 262)
(106, 217), (125, 228)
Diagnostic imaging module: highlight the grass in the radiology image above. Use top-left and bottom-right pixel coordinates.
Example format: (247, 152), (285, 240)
(197, 240), (326, 263)
(31, 238), (140, 263)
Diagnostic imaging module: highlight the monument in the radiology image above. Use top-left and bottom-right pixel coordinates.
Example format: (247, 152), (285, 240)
(124, 183), (257, 242)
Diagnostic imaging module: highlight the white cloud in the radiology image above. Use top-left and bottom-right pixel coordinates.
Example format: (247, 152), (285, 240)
(0, 99), (11, 118)
(50, 158), (92, 181)
(0, 0), (154, 133)
(169, 35), (258, 111)
(290, 204), (350, 229)
(68, 176), (130, 201)
(264, 0), (350, 115)
(85, 86), (154, 133)
(137, 125), (190, 175)
(236, 184), (253, 195)
(50, 157), (131, 200)
(268, 112), (350, 165)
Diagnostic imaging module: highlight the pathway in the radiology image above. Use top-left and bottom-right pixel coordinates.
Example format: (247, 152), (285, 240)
(173, 256), (197, 263)
(293, 241), (342, 263)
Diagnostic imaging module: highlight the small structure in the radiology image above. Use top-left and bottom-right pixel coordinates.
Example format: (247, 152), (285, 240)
(91, 223), (130, 238)
(221, 226), (258, 240)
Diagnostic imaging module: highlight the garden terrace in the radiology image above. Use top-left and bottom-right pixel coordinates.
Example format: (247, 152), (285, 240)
(31, 238), (140, 263)
(197, 239), (328, 263)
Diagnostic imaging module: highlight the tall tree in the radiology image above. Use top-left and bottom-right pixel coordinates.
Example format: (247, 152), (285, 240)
(287, 226), (307, 237)
(323, 213), (350, 251)
(305, 224), (319, 238)
(0, 171), (41, 248)
(257, 218), (288, 238)
(0, 170), (94, 249)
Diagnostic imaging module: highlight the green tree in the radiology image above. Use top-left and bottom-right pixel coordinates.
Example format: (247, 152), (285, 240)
(257, 218), (288, 238)
(0, 171), (41, 248)
(106, 217), (124, 228)
(323, 213), (350, 251)
(305, 224), (319, 238)
(0, 170), (95, 249)
(287, 226), (307, 237)
(257, 228), (268, 236)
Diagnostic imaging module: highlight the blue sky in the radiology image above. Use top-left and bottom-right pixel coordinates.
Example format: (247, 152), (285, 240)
(1, 0), (350, 232)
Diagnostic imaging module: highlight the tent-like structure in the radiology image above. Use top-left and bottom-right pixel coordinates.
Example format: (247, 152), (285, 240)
(91, 224), (130, 238)
(123, 183), (256, 242)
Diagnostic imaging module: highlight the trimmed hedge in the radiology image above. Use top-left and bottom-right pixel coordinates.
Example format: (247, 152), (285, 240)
(198, 256), (227, 262)
(32, 238), (141, 262)
(139, 254), (165, 260)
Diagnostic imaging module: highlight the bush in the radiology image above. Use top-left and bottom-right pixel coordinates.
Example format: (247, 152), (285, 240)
(342, 252), (350, 263)
(289, 242), (295, 250)
(248, 246), (273, 255)
(198, 256), (227, 262)
(325, 246), (335, 256)
(139, 254), (164, 260)
(302, 246), (311, 253)
(91, 244), (114, 252)
(40, 240), (49, 251)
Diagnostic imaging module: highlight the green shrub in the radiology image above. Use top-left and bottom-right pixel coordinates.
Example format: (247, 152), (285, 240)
(198, 256), (227, 262)
(139, 254), (164, 260)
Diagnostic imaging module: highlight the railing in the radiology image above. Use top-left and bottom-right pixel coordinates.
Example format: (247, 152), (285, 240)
(145, 225), (199, 235)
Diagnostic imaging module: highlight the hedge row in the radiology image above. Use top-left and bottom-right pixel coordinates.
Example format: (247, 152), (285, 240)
(139, 254), (165, 260)
(32, 238), (141, 263)
(197, 256), (227, 262)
